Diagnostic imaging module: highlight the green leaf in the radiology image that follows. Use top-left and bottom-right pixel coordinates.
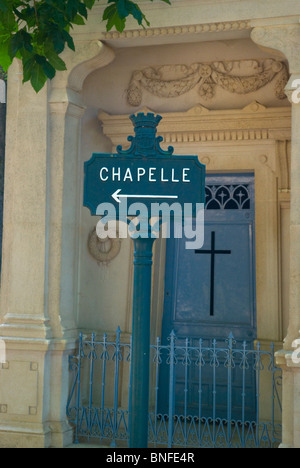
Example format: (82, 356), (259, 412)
(34, 54), (46, 65)
(103, 3), (127, 32)
(33, 54), (55, 81)
(102, 3), (117, 21)
(84, 0), (96, 9)
(0, 9), (17, 30)
(44, 47), (67, 71)
(77, 2), (88, 19)
(42, 59), (56, 79)
(0, 36), (12, 71)
(72, 14), (85, 25)
(51, 30), (66, 54)
(62, 29), (75, 51)
(9, 29), (32, 57)
(106, 10), (126, 32)
(126, 1), (144, 25)
(0, 0), (8, 13)
(30, 62), (48, 93)
(22, 55), (35, 83)
(116, 0), (129, 19)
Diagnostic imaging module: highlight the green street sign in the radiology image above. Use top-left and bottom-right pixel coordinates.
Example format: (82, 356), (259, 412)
(84, 113), (205, 218)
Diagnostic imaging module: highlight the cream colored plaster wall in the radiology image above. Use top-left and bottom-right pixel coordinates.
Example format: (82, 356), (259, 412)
(78, 109), (133, 333)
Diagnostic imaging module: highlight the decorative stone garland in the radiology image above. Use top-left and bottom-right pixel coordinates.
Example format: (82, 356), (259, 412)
(127, 59), (289, 106)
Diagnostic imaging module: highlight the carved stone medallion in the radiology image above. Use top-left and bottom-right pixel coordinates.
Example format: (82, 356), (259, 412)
(88, 227), (121, 263)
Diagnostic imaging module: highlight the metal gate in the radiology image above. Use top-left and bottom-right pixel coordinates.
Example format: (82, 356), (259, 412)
(67, 329), (282, 448)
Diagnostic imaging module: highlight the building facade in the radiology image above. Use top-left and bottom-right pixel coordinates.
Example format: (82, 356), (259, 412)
(0, 0), (299, 448)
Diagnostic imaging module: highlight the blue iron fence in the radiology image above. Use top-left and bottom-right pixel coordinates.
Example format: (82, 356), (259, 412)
(66, 328), (282, 448)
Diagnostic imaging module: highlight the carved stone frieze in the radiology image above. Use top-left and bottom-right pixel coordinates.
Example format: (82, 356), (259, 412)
(127, 59), (289, 107)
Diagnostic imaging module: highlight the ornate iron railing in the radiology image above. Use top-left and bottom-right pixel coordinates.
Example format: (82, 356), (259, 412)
(66, 329), (282, 448)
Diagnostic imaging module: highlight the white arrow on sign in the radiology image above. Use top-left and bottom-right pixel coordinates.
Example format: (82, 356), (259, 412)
(112, 189), (179, 204)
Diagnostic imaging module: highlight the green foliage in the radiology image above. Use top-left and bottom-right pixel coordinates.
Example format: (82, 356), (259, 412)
(0, 0), (171, 92)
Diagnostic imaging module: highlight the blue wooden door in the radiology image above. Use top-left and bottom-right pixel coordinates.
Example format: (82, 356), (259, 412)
(159, 174), (257, 420)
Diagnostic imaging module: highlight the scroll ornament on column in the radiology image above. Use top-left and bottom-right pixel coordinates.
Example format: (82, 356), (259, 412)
(251, 25), (300, 74)
(251, 25), (300, 105)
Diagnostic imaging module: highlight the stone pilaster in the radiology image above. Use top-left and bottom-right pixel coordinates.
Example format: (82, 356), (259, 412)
(252, 22), (300, 448)
(0, 41), (115, 447)
(46, 40), (115, 340)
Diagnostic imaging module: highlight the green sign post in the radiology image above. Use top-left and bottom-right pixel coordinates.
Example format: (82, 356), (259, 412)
(84, 113), (205, 448)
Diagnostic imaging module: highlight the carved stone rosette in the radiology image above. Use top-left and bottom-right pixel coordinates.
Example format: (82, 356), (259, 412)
(127, 59), (289, 106)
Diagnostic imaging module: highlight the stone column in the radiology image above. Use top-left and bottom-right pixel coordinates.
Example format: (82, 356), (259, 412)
(0, 41), (115, 447)
(252, 23), (300, 448)
(0, 60), (54, 448)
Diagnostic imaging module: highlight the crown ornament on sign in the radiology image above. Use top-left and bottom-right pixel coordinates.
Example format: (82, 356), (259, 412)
(130, 112), (162, 129)
(117, 112), (174, 158)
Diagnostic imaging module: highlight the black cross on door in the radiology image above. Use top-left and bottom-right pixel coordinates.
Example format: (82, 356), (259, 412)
(195, 231), (231, 316)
